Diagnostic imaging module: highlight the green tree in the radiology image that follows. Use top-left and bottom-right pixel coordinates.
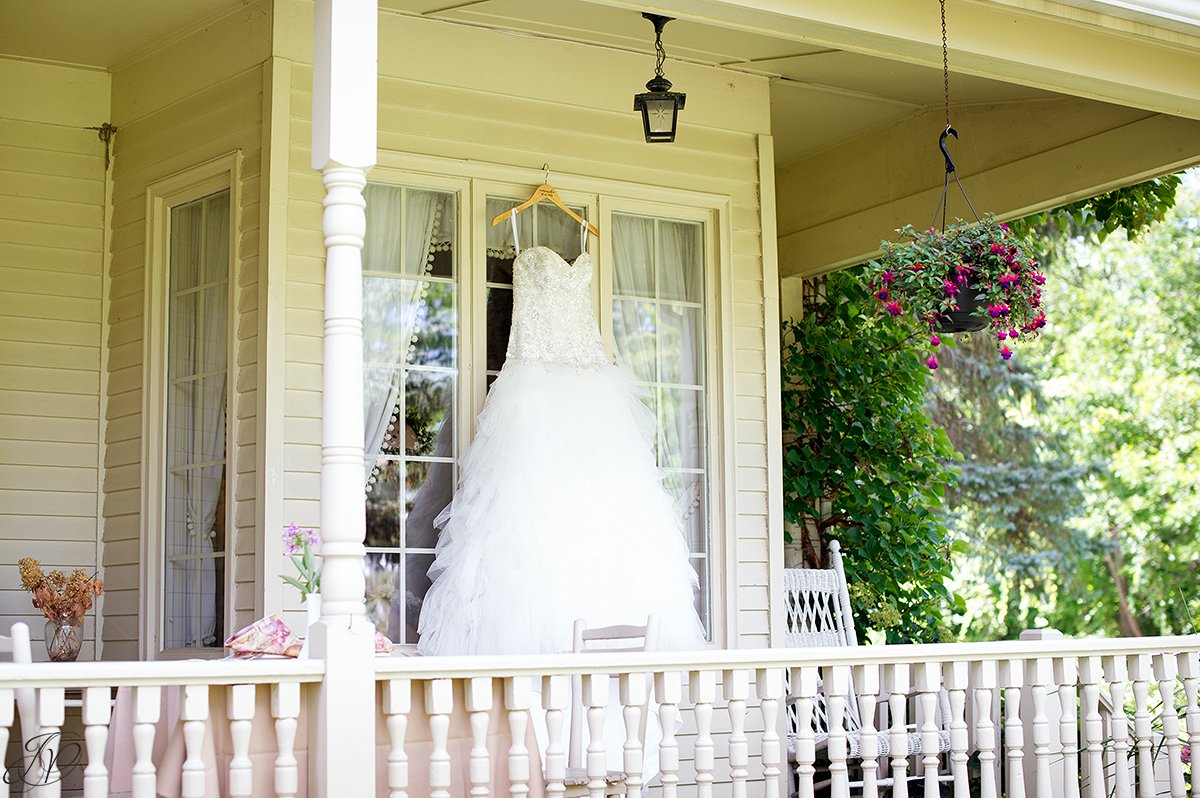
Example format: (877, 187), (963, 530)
(781, 268), (960, 643)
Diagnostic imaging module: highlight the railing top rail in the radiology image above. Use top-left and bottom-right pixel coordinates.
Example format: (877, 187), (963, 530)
(373, 634), (1200, 679)
(0, 658), (325, 689)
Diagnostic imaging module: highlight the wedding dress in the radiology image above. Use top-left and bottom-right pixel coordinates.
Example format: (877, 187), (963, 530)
(417, 216), (707, 655)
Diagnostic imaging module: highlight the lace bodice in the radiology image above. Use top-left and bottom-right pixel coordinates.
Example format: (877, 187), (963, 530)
(506, 246), (607, 367)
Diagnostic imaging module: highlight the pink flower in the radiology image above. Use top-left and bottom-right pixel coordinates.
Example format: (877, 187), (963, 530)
(1182, 744), (1191, 764)
(997, 330), (1008, 341)
(1009, 328), (1019, 339)
(943, 280), (957, 297)
(929, 334), (941, 347)
(1000, 347), (1013, 361)
(926, 356), (939, 370)
(283, 524), (319, 556)
(881, 270), (896, 284)
(886, 301), (903, 316)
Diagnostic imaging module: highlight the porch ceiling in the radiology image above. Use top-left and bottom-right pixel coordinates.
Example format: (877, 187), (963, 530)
(0, 0), (244, 69)
(384, 0), (1062, 167)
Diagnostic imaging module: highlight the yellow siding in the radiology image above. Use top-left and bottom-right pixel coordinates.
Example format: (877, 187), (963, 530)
(103, 2), (270, 658)
(0, 58), (109, 660)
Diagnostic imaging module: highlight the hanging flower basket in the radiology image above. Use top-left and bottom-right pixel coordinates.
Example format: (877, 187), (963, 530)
(867, 214), (1047, 367)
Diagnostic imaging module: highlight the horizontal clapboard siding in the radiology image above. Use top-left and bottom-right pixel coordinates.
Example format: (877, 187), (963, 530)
(0, 58), (109, 660)
(103, 1), (270, 659)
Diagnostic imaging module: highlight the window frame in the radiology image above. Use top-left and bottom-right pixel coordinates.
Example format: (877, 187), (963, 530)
(141, 152), (241, 660)
(366, 158), (734, 647)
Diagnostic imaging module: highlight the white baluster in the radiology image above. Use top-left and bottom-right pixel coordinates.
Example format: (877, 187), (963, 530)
(579, 673), (607, 798)
(655, 671), (683, 798)
(971, 661), (1000, 798)
(272, 682), (300, 798)
(885, 663), (911, 798)
(1000, 659), (1026, 798)
(758, 668), (786, 798)
(82, 687), (111, 798)
(724, 670), (749, 798)
(1130, 654), (1156, 798)
(1026, 658), (1054, 798)
(132, 685), (161, 798)
(621, 672), (648, 798)
(1080, 657), (1108, 798)
(1153, 654), (1187, 798)
(792, 666), (819, 798)
(943, 661), (969, 798)
(465, 677), (492, 798)
(1177, 652), (1200, 798)
(854, 664), (883, 798)
(181, 684), (209, 798)
(691, 670), (717, 798)
(37, 686), (65, 798)
(1104, 655), (1133, 798)
(915, 662), (942, 798)
(382, 679), (411, 798)
(426, 679), (453, 798)
(506, 676), (533, 798)
(542, 675), (569, 798)
(227, 684), (255, 798)
(1053, 658), (1081, 798)
(824, 665), (851, 798)
(0, 688), (11, 798)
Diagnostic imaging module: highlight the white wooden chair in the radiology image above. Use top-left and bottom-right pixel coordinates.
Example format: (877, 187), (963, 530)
(2, 622), (44, 792)
(563, 615), (660, 796)
(784, 540), (952, 794)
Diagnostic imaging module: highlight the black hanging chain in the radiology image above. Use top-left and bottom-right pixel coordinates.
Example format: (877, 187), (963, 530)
(654, 26), (666, 78)
(931, 0), (979, 230)
(941, 0), (950, 128)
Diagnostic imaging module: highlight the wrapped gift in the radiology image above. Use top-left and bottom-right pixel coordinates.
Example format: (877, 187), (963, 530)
(224, 615), (302, 658)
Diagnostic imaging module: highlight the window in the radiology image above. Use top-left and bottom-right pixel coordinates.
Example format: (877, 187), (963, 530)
(362, 177), (716, 643)
(362, 184), (458, 644)
(163, 189), (231, 649)
(611, 213), (710, 629)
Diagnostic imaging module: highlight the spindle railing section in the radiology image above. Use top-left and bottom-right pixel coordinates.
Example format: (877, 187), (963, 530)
(0, 636), (1197, 797)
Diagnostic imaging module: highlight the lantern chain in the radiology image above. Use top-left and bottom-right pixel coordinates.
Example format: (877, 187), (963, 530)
(655, 26), (666, 79)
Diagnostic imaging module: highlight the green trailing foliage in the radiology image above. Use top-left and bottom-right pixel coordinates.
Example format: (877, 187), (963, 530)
(781, 267), (961, 643)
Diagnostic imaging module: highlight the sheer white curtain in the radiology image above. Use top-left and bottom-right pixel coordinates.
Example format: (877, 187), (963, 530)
(362, 186), (447, 485)
(165, 190), (228, 648)
(611, 215), (705, 527)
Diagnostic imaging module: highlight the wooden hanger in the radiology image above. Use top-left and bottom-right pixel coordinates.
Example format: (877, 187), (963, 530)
(490, 165), (600, 238)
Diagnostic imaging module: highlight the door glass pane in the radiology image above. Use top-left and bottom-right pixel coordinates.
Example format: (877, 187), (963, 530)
(363, 183), (459, 644)
(611, 211), (710, 636)
(163, 189), (229, 650)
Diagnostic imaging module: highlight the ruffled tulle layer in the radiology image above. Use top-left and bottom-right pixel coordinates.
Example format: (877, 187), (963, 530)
(417, 359), (706, 655)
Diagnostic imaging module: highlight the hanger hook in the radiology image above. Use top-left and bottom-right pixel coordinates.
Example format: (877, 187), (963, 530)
(939, 125), (958, 174)
(541, 163), (550, 184)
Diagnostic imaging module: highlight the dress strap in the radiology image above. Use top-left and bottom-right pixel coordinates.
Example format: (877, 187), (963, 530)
(510, 209), (520, 256)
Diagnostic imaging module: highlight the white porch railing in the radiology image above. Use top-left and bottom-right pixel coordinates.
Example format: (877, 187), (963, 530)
(0, 635), (1197, 797)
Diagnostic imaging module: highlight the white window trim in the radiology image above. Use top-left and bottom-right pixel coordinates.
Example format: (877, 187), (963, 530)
(368, 156), (736, 647)
(140, 152), (241, 660)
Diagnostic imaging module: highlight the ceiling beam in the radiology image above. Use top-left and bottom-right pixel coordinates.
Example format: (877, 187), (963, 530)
(583, 0), (1200, 120)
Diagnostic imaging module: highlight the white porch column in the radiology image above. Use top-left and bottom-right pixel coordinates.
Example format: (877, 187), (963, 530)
(310, 1), (378, 797)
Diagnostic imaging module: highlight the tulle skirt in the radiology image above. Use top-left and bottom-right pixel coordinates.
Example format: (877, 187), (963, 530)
(417, 358), (706, 655)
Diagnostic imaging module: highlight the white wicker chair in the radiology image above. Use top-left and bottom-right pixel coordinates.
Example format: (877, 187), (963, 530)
(784, 540), (952, 793)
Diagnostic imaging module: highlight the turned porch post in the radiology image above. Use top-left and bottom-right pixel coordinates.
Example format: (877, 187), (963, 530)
(310, 1), (378, 796)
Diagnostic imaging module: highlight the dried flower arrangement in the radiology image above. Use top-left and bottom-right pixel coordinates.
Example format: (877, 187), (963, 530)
(18, 557), (104, 622)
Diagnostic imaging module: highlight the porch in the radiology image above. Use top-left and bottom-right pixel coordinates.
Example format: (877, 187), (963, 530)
(3, 634), (1198, 797)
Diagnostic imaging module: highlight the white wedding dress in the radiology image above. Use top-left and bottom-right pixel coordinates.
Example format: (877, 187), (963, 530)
(417, 219), (706, 656)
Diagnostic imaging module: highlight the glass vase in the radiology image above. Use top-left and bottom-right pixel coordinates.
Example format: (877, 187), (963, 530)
(45, 613), (84, 662)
